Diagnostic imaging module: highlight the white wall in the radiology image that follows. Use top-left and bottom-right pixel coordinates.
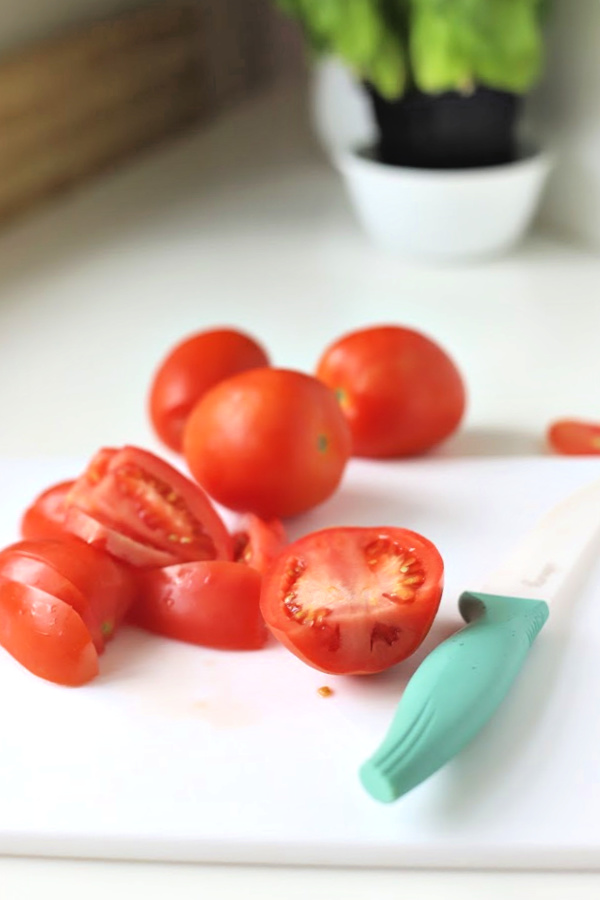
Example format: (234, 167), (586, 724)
(0, 0), (144, 53)
(531, 0), (600, 247)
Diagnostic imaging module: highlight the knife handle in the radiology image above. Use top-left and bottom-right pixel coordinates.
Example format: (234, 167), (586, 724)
(359, 592), (549, 803)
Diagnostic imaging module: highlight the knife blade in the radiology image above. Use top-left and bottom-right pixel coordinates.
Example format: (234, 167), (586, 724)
(359, 475), (600, 803)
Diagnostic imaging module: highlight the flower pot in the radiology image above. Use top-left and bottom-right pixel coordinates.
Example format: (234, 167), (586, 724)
(366, 86), (522, 170)
(335, 145), (553, 262)
(310, 58), (375, 154)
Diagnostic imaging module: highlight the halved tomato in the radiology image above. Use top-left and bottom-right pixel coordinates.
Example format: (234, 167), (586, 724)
(260, 526), (444, 675)
(0, 536), (136, 652)
(0, 578), (99, 686)
(20, 479), (74, 540)
(232, 514), (287, 575)
(130, 560), (267, 650)
(547, 419), (600, 455)
(64, 445), (232, 567)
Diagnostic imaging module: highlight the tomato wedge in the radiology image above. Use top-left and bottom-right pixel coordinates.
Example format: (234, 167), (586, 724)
(547, 419), (600, 455)
(130, 560), (267, 650)
(260, 526), (444, 675)
(20, 479), (74, 540)
(64, 446), (232, 567)
(0, 537), (136, 652)
(0, 578), (98, 686)
(232, 514), (287, 575)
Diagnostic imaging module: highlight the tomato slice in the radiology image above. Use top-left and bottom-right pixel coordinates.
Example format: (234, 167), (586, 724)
(232, 514), (287, 575)
(130, 560), (267, 650)
(20, 479), (74, 540)
(64, 446), (232, 567)
(260, 526), (444, 675)
(547, 419), (600, 455)
(0, 578), (99, 686)
(0, 537), (136, 652)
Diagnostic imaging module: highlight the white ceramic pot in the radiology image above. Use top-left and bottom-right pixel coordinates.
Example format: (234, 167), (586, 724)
(310, 58), (376, 155)
(335, 147), (553, 263)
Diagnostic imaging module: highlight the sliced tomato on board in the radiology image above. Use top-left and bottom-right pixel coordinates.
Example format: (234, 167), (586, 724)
(232, 514), (287, 575)
(20, 479), (74, 541)
(0, 578), (98, 686)
(64, 445), (232, 567)
(0, 537), (137, 652)
(260, 526), (444, 675)
(130, 560), (267, 650)
(547, 419), (600, 455)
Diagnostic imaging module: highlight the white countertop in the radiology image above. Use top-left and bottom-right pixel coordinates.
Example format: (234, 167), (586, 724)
(1, 82), (599, 897)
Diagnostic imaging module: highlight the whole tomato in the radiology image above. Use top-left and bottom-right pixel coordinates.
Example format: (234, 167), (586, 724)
(149, 327), (270, 452)
(182, 368), (352, 519)
(316, 325), (466, 458)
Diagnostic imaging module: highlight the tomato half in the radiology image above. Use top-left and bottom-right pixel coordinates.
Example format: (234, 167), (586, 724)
(130, 560), (267, 650)
(232, 514), (287, 575)
(149, 327), (270, 452)
(260, 526), (444, 675)
(316, 325), (466, 458)
(547, 419), (600, 455)
(182, 368), (352, 519)
(64, 445), (232, 567)
(20, 480), (74, 541)
(0, 537), (136, 651)
(0, 578), (98, 686)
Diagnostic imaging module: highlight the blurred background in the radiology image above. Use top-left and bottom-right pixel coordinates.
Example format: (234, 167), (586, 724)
(0, 0), (596, 247)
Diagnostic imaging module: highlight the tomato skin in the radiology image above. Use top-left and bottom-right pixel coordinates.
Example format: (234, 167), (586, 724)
(0, 537), (136, 651)
(0, 578), (99, 686)
(232, 514), (287, 575)
(130, 560), (267, 650)
(182, 369), (352, 519)
(547, 419), (600, 455)
(316, 325), (466, 458)
(260, 526), (444, 675)
(149, 328), (270, 452)
(20, 480), (74, 541)
(64, 445), (233, 567)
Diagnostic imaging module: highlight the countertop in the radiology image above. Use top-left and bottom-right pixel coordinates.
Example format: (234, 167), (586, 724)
(1, 82), (599, 898)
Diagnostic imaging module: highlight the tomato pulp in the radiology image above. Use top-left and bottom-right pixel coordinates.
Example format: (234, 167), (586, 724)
(260, 526), (444, 675)
(64, 445), (232, 567)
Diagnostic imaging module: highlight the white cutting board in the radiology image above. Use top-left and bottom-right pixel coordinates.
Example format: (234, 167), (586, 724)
(0, 454), (599, 870)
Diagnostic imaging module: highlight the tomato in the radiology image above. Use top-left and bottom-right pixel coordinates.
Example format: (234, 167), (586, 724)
(130, 561), (267, 650)
(149, 327), (270, 452)
(260, 526), (444, 675)
(315, 325), (466, 458)
(20, 480), (74, 540)
(182, 369), (352, 519)
(64, 445), (232, 567)
(232, 514), (287, 575)
(547, 419), (600, 455)
(0, 537), (136, 651)
(0, 578), (98, 686)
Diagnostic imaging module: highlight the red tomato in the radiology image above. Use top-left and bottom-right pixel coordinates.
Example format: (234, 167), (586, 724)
(260, 526), (444, 675)
(547, 419), (600, 455)
(149, 327), (270, 452)
(130, 561), (267, 650)
(182, 369), (352, 519)
(316, 325), (466, 458)
(20, 480), (74, 540)
(232, 514), (287, 575)
(0, 578), (98, 686)
(0, 537), (136, 652)
(64, 445), (232, 567)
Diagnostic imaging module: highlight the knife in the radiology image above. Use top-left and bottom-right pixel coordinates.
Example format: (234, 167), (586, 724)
(359, 475), (600, 803)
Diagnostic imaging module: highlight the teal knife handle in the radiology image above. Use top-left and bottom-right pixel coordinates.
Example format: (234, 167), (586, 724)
(360, 592), (549, 803)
